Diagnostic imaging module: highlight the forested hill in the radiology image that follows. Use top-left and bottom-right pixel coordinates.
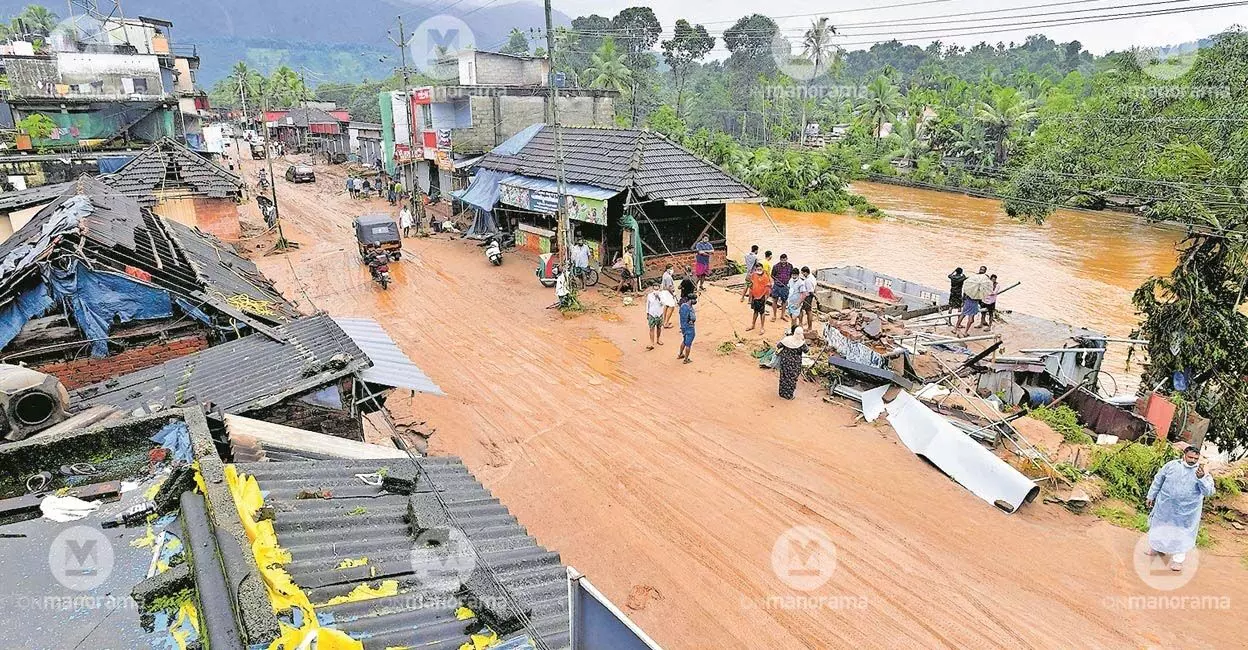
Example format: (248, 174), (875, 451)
(0, 0), (566, 84)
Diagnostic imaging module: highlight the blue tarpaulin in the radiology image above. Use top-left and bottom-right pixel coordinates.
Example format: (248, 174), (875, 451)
(96, 156), (135, 174)
(0, 282), (55, 350)
(45, 259), (173, 357)
(453, 168), (510, 213)
(492, 123), (543, 156)
(151, 421), (193, 463)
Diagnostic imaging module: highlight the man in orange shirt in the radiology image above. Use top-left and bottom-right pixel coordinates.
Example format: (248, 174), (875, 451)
(744, 264), (772, 335)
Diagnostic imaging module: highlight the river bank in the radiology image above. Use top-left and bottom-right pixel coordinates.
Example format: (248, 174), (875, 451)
(232, 153), (1246, 649)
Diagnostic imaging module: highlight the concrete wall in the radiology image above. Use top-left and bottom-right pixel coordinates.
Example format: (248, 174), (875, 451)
(173, 58), (195, 93)
(460, 52), (548, 86)
(7, 53), (166, 100)
(454, 94), (614, 153)
(34, 333), (209, 390)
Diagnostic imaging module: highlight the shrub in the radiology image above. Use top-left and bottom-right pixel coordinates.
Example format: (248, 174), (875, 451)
(1090, 440), (1179, 507)
(1029, 405), (1093, 444)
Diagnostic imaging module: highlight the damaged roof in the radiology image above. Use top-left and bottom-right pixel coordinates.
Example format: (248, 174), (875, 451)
(72, 314), (369, 415)
(104, 138), (243, 205)
(475, 125), (763, 205)
(235, 456), (571, 650)
(0, 181), (73, 213)
(280, 107), (344, 127)
(0, 177), (297, 324)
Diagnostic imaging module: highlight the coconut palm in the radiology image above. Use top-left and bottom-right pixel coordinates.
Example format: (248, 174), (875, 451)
(856, 75), (903, 151)
(801, 17), (839, 80)
(976, 86), (1037, 165)
(892, 115), (929, 167)
(12, 5), (58, 37)
(585, 38), (632, 92)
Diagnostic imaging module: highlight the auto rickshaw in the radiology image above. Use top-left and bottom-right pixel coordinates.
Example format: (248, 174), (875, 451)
(353, 214), (402, 263)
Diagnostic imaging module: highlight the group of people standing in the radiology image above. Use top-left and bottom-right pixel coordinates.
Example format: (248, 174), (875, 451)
(738, 245), (818, 338)
(947, 265), (1001, 337)
(739, 244), (818, 400)
(645, 263), (701, 364)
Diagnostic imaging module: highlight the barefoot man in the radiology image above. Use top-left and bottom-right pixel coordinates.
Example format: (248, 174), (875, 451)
(1146, 445), (1215, 571)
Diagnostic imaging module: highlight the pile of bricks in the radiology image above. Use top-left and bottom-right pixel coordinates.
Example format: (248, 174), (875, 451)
(35, 333), (209, 390)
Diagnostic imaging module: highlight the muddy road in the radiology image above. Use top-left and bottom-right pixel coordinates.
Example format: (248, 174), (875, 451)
(240, 154), (1244, 649)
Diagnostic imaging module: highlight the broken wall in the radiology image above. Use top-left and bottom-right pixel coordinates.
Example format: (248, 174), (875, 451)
(34, 332), (209, 390)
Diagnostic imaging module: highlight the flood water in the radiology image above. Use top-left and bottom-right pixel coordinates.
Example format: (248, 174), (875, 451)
(728, 181), (1182, 340)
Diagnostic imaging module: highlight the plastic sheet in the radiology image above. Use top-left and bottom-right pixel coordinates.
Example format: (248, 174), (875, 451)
(0, 282), (55, 350)
(45, 259), (173, 356)
(885, 391), (1039, 513)
(151, 421), (193, 463)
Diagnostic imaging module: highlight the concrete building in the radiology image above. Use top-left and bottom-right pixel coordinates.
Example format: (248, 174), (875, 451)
(0, 14), (202, 153)
(380, 50), (617, 199)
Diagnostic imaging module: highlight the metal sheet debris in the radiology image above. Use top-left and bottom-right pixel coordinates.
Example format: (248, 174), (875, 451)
(861, 385), (888, 423)
(885, 391), (1039, 513)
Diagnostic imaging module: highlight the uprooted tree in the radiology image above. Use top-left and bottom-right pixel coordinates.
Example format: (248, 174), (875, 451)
(1003, 31), (1248, 452)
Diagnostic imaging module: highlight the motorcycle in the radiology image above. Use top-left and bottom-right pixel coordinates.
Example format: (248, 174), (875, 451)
(257, 171), (269, 192)
(485, 238), (502, 266)
(367, 253), (392, 290)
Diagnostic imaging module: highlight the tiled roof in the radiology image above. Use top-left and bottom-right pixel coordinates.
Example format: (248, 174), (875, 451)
(476, 126), (762, 204)
(0, 181), (73, 212)
(236, 457), (571, 650)
(72, 315), (368, 415)
(283, 107), (343, 127)
(0, 178), (296, 322)
(105, 138), (243, 205)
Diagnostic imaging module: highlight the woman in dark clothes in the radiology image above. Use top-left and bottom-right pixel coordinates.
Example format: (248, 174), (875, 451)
(776, 325), (808, 400)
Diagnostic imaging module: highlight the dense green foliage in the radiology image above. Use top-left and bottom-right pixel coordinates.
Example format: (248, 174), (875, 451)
(1090, 440), (1180, 507)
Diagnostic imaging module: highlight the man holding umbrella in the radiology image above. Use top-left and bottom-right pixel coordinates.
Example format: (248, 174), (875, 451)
(955, 266), (991, 337)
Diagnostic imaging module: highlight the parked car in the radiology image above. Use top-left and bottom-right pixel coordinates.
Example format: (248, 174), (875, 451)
(285, 164), (315, 183)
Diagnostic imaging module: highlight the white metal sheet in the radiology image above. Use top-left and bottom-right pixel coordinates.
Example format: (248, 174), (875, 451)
(332, 317), (444, 395)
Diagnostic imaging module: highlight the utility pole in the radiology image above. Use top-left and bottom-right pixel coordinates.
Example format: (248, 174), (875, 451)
(545, 0), (569, 268)
(235, 73), (248, 194)
(390, 17), (425, 234)
(259, 82), (290, 252)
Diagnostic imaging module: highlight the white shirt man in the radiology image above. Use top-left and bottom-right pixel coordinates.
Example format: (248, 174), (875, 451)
(570, 242), (591, 270)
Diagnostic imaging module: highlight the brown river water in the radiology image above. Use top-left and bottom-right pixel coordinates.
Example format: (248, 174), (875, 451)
(728, 181), (1182, 339)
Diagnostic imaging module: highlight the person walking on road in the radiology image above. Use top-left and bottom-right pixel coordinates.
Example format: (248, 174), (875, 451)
(1145, 445), (1214, 571)
(399, 205), (414, 238)
(645, 288), (665, 350)
(678, 295), (698, 364)
(770, 254), (795, 322)
(661, 264), (677, 328)
(744, 264), (772, 335)
(693, 235), (714, 290)
(776, 326), (808, 400)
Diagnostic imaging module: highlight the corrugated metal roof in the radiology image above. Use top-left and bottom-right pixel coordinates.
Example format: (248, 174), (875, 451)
(334, 317), (443, 395)
(476, 126), (762, 205)
(236, 457), (570, 650)
(72, 315), (369, 415)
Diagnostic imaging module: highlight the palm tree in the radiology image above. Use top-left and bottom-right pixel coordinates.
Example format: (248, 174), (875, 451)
(798, 17), (839, 145)
(976, 86), (1037, 166)
(12, 5), (58, 37)
(801, 17), (839, 80)
(856, 75), (903, 151)
(585, 38), (632, 92)
(892, 115), (929, 168)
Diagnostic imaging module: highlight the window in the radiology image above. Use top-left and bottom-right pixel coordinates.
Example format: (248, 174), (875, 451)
(132, 77), (149, 93)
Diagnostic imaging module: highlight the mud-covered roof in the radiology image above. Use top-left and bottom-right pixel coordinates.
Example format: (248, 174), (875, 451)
(476, 125), (762, 205)
(234, 456), (571, 650)
(105, 138), (243, 205)
(72, 315), (368, 415)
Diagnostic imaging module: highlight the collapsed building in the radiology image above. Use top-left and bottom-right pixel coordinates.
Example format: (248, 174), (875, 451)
(0, 176), (295, 397)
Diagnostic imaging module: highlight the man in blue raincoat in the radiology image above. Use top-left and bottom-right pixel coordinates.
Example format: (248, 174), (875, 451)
(1146, 445), (1215, 571)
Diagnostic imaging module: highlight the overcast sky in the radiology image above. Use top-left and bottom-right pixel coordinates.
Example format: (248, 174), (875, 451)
(546, 0), (1248, 55)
